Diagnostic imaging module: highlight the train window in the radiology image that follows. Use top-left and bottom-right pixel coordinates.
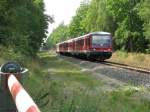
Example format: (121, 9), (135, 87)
(92, 35), (111, 47)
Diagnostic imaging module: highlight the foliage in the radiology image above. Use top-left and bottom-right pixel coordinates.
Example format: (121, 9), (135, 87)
(46, 23), (69, 48)
(107, 0), (146, 52)
(138, 0), (150, 53)
(83, 0), (114, 33)
(46, 1), (90, 48)
(0, 0), (49, 56)
(47, 0), (150, 53)
(68, 1), (89, 37)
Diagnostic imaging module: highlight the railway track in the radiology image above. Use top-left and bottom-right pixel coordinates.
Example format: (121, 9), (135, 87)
(61, 55), (150, 87)
(61, 55), (150, 74)
(102, 61), (150, 74)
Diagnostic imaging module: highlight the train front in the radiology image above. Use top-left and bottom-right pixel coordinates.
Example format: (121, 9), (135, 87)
(90, 32), (112, 60)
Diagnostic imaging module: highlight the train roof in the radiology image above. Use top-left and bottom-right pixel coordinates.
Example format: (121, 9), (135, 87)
(90, 32), (111, 35)
(56, 31), (111, 45)
(74, 31), (111, 40)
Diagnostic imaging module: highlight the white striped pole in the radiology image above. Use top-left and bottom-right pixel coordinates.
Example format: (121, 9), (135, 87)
(7, 75), (40, 112)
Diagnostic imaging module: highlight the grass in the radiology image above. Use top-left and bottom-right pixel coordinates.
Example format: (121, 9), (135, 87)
(25, 52), (150, 112)
(108, 51), (150, 69)
(0, 49), (150, 112)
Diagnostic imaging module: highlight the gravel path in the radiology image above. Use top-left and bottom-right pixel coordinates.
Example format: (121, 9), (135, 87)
(61, 56), (150, 88)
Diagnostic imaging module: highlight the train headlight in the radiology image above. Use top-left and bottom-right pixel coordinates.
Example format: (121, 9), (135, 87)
(108, 48), (111, 51)
(93, 48), (96, 51)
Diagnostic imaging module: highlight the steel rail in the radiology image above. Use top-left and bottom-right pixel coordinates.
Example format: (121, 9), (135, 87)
(60, 55), (150, 74)
(103, 61), (150, 74)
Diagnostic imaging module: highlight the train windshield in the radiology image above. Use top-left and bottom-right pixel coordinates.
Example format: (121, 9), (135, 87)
(92, 35), (111, 48)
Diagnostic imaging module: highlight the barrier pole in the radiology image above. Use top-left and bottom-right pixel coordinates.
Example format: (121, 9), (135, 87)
(8, 75), (40, 112)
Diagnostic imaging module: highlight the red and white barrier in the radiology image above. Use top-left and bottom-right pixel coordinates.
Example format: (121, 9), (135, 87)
(8, 75), (40, 112)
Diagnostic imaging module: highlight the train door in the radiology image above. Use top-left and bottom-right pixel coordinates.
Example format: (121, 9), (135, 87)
(80, 39), (84, 51)
(72, 40), (75, 52)
(86, 36), (91, 50)
(83, 37), (87, 50)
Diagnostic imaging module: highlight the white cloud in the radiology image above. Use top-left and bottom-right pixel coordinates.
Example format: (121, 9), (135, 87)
(44, 0), (82, 34)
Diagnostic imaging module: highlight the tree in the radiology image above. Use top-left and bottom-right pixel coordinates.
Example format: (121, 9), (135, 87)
(107, 0), (146, 52)
(68, 1), (89, 37)
(47, 0), (149, 53)
(0, 0), (50, 56)
(138, 0), (150, 53)
(47, 23), (69, 48)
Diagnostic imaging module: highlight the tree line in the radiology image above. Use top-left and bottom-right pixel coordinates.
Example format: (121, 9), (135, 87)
(47, 0), (150, 53)
(0, 0), (50, 56)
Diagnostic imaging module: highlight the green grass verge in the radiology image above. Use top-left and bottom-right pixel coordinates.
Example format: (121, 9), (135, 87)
(24, 52), (150, 112)
(108, 51), (150, 69)
(0, 50), (150, 112)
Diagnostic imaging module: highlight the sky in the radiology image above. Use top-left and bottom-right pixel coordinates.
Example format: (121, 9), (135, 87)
(43, 0), (83, 35)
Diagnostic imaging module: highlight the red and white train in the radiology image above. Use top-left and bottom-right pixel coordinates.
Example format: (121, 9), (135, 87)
(56, 32), (112, 61)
